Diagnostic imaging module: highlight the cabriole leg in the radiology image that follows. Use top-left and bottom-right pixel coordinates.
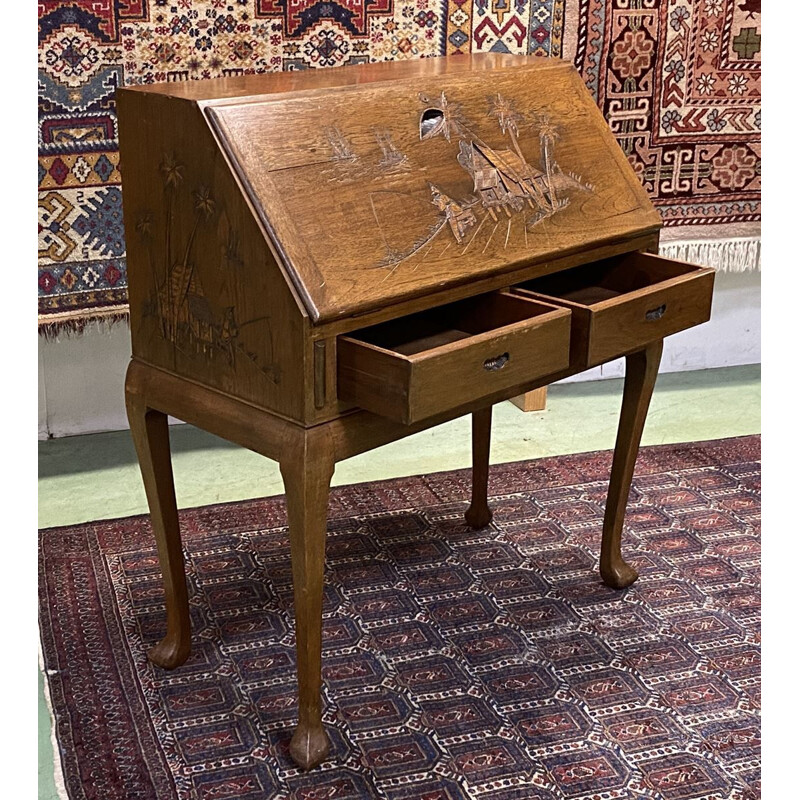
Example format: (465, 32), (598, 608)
(280, 429), (335, 770)
(125, 380), (191, 669)
(600, 341), (664, 589)
(465, 406), (493, 529)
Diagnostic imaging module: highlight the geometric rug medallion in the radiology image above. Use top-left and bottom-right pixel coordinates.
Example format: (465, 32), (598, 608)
(39, 436), (760, 799)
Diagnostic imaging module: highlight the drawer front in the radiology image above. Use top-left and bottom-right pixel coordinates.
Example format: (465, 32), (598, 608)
(586, 270), (714, 365)
(514, 254), (715, 370)
(338, 293), (571, 424)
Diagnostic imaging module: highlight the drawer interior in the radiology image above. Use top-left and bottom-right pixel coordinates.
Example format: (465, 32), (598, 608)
(345, 292), (562, 357)
(516, 252), (701, 307)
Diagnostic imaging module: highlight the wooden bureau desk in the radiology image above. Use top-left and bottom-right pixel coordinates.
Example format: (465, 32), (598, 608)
(117, 54), (714, 770)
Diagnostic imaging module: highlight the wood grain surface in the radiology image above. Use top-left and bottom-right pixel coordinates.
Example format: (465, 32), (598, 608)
(514, 252), (714, 370)
(204, 57), (660, 322)
(337, 293), (571, 424)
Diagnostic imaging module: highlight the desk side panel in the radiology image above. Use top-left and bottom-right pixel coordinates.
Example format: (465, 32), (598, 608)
(117, 90), (308, 422)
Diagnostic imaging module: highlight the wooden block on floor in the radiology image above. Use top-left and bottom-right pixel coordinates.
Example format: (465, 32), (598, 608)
(510, 387), (548, 412)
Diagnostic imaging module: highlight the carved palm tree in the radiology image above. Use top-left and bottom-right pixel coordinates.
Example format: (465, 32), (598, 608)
(178, 186), (216, 311)
(538, 115), (560, 207)
(487, 93), (525, 164)
(159, 154), (185, 339)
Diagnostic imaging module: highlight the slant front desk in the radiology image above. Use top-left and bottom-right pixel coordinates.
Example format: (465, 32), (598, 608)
(118, 55), (714, 770)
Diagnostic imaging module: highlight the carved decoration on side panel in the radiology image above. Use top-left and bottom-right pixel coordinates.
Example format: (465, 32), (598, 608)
(137, 154), (281, 384)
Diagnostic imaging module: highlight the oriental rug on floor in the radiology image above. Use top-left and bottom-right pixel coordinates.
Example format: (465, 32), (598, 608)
(39, 436), (760, 799)
(38, 0), (760, 332)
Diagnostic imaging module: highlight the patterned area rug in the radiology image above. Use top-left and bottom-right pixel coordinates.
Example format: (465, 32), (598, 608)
(39, 436), (761, 799)
(38, 0), (760, 331)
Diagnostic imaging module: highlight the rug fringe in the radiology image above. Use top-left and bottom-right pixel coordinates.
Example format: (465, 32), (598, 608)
(38, 307), (130, 339)
(39, 648), (70, 800)
(659, 236), (761, 272)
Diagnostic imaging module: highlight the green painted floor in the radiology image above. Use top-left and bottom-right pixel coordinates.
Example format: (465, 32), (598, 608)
(38, 365), (760, 798)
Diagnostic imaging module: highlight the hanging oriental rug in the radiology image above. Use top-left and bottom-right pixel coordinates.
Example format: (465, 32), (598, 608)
(38, 0), (761, 333)
(39, 436), (761, 799)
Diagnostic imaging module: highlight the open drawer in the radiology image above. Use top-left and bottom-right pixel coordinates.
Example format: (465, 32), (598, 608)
(337, 291), (571, 424)
(513, 252), (715, 370)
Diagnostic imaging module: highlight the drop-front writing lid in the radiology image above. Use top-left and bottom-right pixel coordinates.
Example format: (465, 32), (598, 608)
(204, 56), (661, 324)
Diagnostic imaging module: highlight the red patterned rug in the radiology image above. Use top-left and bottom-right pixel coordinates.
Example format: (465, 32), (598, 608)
(39, 436), (760, 799)
(38, 0), (760, 331)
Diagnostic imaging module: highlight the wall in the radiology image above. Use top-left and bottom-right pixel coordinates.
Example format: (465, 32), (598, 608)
(38, 270), (761, 440)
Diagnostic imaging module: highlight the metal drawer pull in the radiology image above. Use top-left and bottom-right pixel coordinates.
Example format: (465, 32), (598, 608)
(645, 303), (667, 321)
(483, 352), (510, 371)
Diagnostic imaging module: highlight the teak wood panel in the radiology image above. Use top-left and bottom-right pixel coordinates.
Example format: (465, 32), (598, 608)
(514, 253), (715, 369)
(117, 90), (310, 422)
(337, 292), (571, 424)
(205, 58), (661, 323)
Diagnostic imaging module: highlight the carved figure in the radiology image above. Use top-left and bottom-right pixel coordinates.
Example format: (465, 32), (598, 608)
(429, 183), (477, 243)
